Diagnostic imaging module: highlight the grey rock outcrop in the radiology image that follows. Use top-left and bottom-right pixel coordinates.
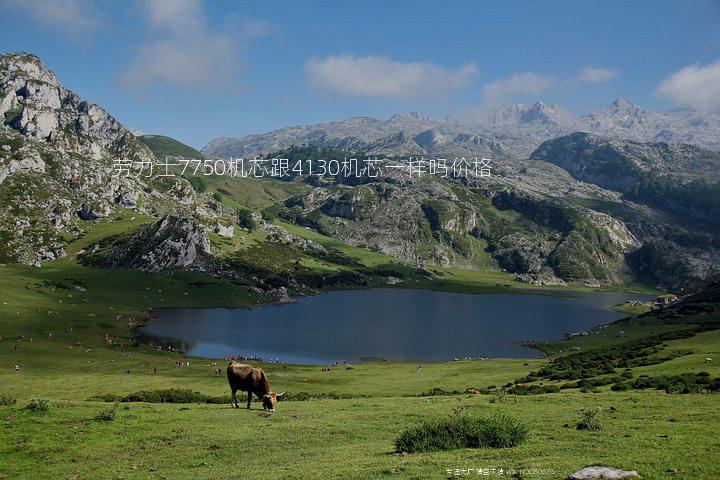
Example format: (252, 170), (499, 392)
(567, 466), (640, 479)
(0, 52), (206, 265)
(80, 215), (211, 273)
(202, 100), (720, 160)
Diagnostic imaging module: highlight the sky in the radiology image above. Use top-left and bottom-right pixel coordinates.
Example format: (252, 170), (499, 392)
(1, 0), (719, 149)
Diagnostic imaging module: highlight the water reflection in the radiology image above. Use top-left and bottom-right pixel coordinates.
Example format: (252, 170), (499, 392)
(139, 288), (652, 364)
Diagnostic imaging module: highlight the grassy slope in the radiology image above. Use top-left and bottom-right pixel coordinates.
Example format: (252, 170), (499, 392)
(1, 207), (719, 479)
(138, 135), (204, 160)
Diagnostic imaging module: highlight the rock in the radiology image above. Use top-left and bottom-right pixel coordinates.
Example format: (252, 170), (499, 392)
(567, 466), (640, 479)
(0, 153), (46, 186)
(115, 192), (140, 209)
(217, 223), (234, 238)
(80, 215), (211, 273)
(1, 144), (9, 151)
(78, 202), (111, 221)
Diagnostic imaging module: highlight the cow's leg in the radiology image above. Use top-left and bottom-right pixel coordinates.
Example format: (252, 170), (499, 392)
(246, 390), (252, 409)
(231, 387), (238, 408)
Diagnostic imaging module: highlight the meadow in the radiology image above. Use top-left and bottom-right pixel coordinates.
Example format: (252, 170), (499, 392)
(1, 214), (719, 479)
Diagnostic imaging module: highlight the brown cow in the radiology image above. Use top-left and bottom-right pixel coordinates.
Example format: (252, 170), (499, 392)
(226, 361), (286, 411)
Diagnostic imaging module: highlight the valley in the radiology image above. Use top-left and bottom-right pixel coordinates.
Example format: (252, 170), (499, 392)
(1, 49), (720, 480)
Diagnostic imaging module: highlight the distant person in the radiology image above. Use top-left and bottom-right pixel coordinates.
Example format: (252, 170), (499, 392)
(14, 364), (20, 374)
(416, 364), (422, 372)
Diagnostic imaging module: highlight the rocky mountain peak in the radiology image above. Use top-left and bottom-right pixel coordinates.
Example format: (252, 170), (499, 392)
(0, 52), (61, 87)
(0, 51), (144, 160)
(0, 51), (204, 266)
(486, 102), (576, 127)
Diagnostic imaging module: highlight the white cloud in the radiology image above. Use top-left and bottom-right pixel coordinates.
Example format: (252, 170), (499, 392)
(481, 72), (554, 107)
(121, 0), (247, 91)
(241, 18), (279, 39)
(656, 59), (720, 110)
(577, 67), (619, 83)
(305, 54), (478, 98)
(0, 0), (103, 40)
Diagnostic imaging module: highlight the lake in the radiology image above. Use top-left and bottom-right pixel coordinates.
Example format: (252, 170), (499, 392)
(139, 288), (653, 364)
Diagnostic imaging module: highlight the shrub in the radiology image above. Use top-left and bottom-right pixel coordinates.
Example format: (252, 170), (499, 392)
(611, 382), (631, 391)
(237, 209), (257, 231)
(0, 393), (17, 406)
(418, 387), (461, 397)
(121, 389), (226, 404)
(395, 415), (528, 453)
(260, 209), (277, 222)
(576, 407), (602, 430)
(96, 403), (118, 421)
(90, 389), (365, 404)
(632, 373), (720, 394)
(186, 176), (206, 193)
(26, 397), (50, 412)
(506, 384), (560, 395)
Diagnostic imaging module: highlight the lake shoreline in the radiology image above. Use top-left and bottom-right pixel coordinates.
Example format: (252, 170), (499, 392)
(139, 288), (654, 364)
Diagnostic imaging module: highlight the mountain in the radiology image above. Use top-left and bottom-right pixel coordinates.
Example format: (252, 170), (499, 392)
(531, 132), (720, 190)
(581, 99), (720, 151)
(0, 52), (211, 265)
(2, 51), (719, 291)
(531, 132), (720, 229)
(138, 134), (205, 159)
(203, 100), (720, 160)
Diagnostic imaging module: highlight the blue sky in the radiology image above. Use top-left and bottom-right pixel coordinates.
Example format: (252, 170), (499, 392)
(1, 0), (719, 149)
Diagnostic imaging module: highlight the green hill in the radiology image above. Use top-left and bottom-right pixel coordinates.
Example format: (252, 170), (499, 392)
(138, 134), (205, 159)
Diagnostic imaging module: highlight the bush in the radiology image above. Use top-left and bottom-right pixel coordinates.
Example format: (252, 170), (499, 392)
(89, 389), (362, 404)
(395, 415), (528, 453)
(26, 397), (50, 412)
(186, 176), (206, 193)
(632, 373), (720, 394)
(121, 389), (228, 404)
(418, 387), (461, 397)
(576, 407), (602, 430)
(237, 209), (257, 231)
(260, 209), (277, 222)
(0, 393), (17, 406)
(96, 403), (118, 421)
(506, 384), (560, 395)
(611, 382), (631, 391)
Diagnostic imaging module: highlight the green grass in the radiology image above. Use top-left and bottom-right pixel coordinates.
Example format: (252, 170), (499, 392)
(0, 203), (718, 479)
(138, 135), (204, 160)
(202, 175), (308, 210)
(1, 392), (718, 479)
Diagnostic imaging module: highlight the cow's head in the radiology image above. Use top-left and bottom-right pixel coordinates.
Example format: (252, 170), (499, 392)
(262, 391), (286, 411)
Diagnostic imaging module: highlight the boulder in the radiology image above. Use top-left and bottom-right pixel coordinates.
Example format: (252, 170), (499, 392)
(115, 192), (140, 209)
(567, 466), (640, 479)
(78, 202), (111, 220)
(217, 223), (234, 238)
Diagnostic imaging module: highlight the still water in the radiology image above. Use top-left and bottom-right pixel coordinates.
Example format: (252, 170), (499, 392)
(139, 288), (652, 363)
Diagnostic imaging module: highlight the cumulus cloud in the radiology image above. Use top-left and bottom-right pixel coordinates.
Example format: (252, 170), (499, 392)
(305, 54), (478, 98)
(576, 67), (619, 83)
(121, 0), (269, 91)
(480, 72), (554, 108)
(0, 0), (103, 40)
(656, 59), (720, 110)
